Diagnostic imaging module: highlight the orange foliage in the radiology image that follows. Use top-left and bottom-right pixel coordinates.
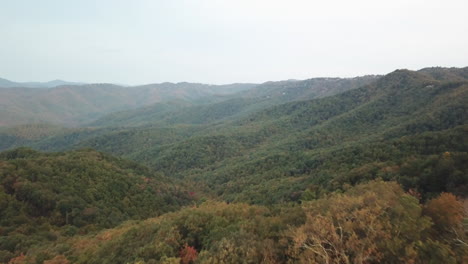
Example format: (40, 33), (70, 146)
(43, 255), (70, 264)
(7, 254), (26, 264)
(179, 244), (198, 264)
(424, 192), (464, 231)
(290, 181), (433, 263)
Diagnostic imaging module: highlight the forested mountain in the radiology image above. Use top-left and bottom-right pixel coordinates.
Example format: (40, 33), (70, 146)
(130, 69), (467, 203)
(238, 75), (379, 102)
(0, 148), (193, 262)
(0, 124), (71, 150)
(8, 68), (464, 202)
(418, 66), (468, 81)
(90, 76), (379, 128)
(89, 98), (260, 128)
(0, 67), (467, 263)
(0, 83), (255, 127)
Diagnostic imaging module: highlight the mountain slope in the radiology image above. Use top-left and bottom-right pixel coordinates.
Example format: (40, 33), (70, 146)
(238, 75), (379, 102)
(90, 76), (379, 127)
(178, 69), (468, 202)
(418, 66), (468, 81)
(0, 148), (193, 226)
(0, 124), (73, 150)
(0, 148), (194, 260)
(83, 69), (468, 201)
(0, 83), (256, 127)
(14, 181), (467, 264)
(0, 77), (20, 88)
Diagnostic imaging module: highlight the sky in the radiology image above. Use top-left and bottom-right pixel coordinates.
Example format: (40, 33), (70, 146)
(1, 0), (467, 85)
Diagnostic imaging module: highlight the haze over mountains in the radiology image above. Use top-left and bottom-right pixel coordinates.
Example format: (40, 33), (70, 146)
(0, 81), (255, 127)
(0, 77), (84, 89)
(0, 66), (467, 263)
(2, 0), (467, 261)
(0, 75), (380, 128)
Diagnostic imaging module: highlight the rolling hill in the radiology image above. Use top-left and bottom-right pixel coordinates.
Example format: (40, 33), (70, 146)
(0, 147), (194, 261)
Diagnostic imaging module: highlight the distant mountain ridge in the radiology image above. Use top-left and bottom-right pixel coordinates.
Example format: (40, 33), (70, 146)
(1, 67), (466, 130)
(0, 82), (256, 127)
(237, 75), (380, 102)
(89, 76), (379, 127)
(0, 74), (381, 128)
(0, 77), (85, 88)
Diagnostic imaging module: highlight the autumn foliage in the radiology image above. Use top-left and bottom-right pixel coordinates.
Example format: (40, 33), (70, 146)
(43, 255), (70, 264)
(179, 244), (198, 264)
(7, 254), (26, 264)
(288, 181), (464, 263)
(424, 192), (464, 232)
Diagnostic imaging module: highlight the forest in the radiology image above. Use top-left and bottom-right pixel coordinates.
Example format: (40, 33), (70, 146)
(0, 67), (467, 263)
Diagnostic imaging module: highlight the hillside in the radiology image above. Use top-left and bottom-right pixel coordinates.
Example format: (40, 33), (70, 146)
(8, 181), (467, 264)
(0, 83), (255, 127)
(175, 69), (468, 202)
(238, 75), (379, 102)
(0, 148), (194, 262)
(90, 76), (379, 127)
(89, 98), (260, 127)
(418, 66), (468, 81)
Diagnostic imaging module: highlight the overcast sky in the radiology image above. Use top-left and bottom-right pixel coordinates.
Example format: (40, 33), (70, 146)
(1, 0), (467, 85)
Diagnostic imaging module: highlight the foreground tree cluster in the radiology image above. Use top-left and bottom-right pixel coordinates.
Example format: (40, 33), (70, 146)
(1, 180), (465, 263)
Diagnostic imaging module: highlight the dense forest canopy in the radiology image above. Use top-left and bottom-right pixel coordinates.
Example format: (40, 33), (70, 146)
(0, 67), (467, 263)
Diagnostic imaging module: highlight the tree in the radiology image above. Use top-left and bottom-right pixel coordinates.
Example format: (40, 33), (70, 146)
(179, 244), (197, 264)
(289, 181), (435, 263)
(424, 192), (464, 233)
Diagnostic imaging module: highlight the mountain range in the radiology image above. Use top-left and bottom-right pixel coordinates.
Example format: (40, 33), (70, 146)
(0, 82), (255, 127)
(0, 67), (466, 263)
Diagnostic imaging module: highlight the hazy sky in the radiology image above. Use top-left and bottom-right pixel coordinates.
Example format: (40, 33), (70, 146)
(1, 0), (467, 85)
